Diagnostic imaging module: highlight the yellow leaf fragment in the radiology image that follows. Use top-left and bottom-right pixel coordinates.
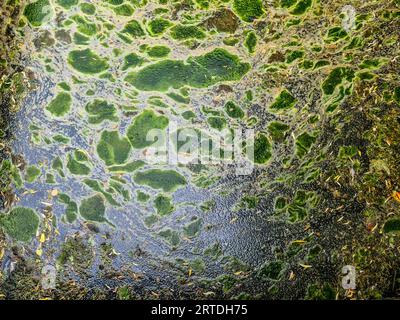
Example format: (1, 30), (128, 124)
(36, 248), (43, 257)
(39, 233), (46, 243)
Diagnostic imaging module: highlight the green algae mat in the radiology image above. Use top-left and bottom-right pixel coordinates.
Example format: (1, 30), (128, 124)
(1, 0), (400, 300)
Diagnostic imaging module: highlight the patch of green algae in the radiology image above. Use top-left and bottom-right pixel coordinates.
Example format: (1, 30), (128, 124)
(233, 0), (264, 22)
(133, 169), (186, 192)
(67, 150), (91, 175)
(85, 99), (118, 124)
(154, 194), (174, 216)
(97, 131), (131, 166)
(125, 49), (250, 91)
(127, 110), (169, 148)
(24, 0), (52, 27)
(68, 49), (109, 74)
(46, 92), (71, 117)
(79, 194), (107, 223)
(0, 207), (39, 242)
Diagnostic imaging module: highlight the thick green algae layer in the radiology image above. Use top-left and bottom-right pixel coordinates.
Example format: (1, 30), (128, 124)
(133, 169), (187, 192)
(127, 110), (169, 149)
(24, 0), (52, 27)
(25, 165), (41, 183)
(97, 131), (131, 166)
(233, 0), (264, 22)
(154, 194), (174, 216)
(254, 133), (272, 164)
(68, 49), (109, 74)
(0, 207), (39, 242)
(270, 90), (297, 111)
(125, 48), (250, 92)
(85, 99), (118, 124)
(67, 150), (91, 175)
(322, 67), (355, 95)
(79, 194), (107, 223)
(56, 0), (79, 10)
(46, 92), (71, 117)
(225, 101), (244, 118)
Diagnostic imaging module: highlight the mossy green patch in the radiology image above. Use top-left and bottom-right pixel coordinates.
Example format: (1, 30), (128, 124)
(244, 32), (257, 54)
(121, 20), (145, 38)
(137, 190), (150, 202)
(296, 132), (317, 158)
(108, 160), (145, 173)
(158, 228), (180, 247)
(289, 0), (312, 15)
(359, 58), (387, 70)
(113, 4), (134, 16)
(46, 173), (56, 184)
(46, 92), (71, 117)
(125, 48), (250, 92)
(133, 169), (186, 192)
(58, 194), (78, 223)
(254, 133), (272, 164)
(71, 15), (97, 36)
(183, 217), (203, 238)
(286, 50), (304, 63)
(0, 207), (39, 242)
(80, 3), (96, 15)
(233, 0), (264, 22)
(170, 25), (206, 40)
(79, 194), (107, 223)
(258, 261), (284, 281)
(83, 179), (120, 206)
(144, 214), (158, 227)
(56, 0), (79, 9)
(52, 156), (64, 177)
(148, 18), (173, 36)
(383, 219), (400, 233)
(338, 146), (358, 159)
(127, 110), (169, 149)
(207, 116), (227, 131)
(154, 194), (174, 216)
(147, 45), (171, 58)
(224, 101), (244, 118)
(67, 150), (91, 175)
(268, 121), (290, 143)
(24, 0), (52, 27)
(270, 90), (297, 111)
(68, 49), (109, 74)
(321, 67), (355, 95)
(25, 165), (41, 183)
(394, 87), (400, 104)
(97, 131), (131, 166)
(306, 283), (336, 300)
(105, 0), (123, 5)
(52, 134), (70, 144)
(58, 82), (71, 91)
(109, 180), (130, 202)
(73, 32), (89, 45)
(182, 110), (196, 120)
(85, 99), (118, 124)
(325, 27), (348, 43)
(122, 53), (144, 70)
(167, 92), (190, 104)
